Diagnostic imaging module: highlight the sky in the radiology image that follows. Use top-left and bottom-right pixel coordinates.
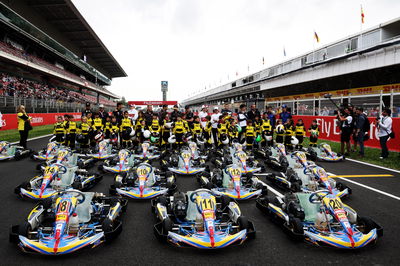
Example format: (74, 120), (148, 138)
(72, 0), (400, 102)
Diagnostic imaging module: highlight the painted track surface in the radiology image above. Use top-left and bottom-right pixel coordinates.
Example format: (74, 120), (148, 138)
(1, 137), (400, 265)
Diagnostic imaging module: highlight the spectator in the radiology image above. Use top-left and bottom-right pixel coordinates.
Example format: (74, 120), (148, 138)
(238, 104), (248, 141)
(128, 104), (138, 123)
(98, 104), (108, 123)
(377, 108), (393, 159)
(221, 103), (232, 115)
(265, 106), (276, 128)
(355, 107), (367, 157)
(247, 104), (260, 122)
(113, 102), (124, 125)
(17, 105), (32, 148)
(211, 107), (220, 146)
(158, 104), (168, 123)
(198, 105), (208, 128)
(279, 104), (292, 123)
(184, 106), (194, 128)
(170, 105), (181, 122)
(338, 107), (353, 156)
(144, 105), (154, 126)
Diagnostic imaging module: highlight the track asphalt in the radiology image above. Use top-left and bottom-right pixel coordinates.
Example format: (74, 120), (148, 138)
(1, 136), (399, 265)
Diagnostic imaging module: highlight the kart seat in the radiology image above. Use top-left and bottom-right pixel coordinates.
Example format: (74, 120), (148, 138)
(185, 191), (200, 221)
(59, 166), (78, 187)
(75, 192), (94, 223)
(296, 193), (320, 223)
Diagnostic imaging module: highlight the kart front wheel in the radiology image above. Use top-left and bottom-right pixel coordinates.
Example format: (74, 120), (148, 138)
(357, 217), (376, 234)
(238, 216), (250, 231)
(162, 218), (173, 234)
(289, 217), (304, 236)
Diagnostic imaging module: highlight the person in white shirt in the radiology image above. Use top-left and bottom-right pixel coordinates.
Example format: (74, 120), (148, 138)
(237, 104), (248, 142)
(128, 104), (138, 124)
(199, 105), (208, 128)
(377, 108), (393, 159)
(211, 107), (220, 146)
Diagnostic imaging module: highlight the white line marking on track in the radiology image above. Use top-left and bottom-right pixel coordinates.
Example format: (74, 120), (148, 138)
(327, 172), (400, 201)
(11, 134), (52, 145)
(346, 158), (400, 174)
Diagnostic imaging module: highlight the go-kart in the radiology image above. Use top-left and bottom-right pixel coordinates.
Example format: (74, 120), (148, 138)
(263, 143), (290, 172)
(186, 141), (209, 160)
(0, 141), (32, 161)
(215, 149), (262, 174)
(99, 149), (136, 173)
(109, 163), (176, 199)
(264, 151), (351, 196)
(36, 149), (96, 171)
(256, 190), (382, 249)
(31, 142), (65, 161)
(133, 142), (160, 161)
(15, 164), (102, 200)
(84, 140), (116, 160)
(10, 190), (127, 255)
(198, 164), (268, 200)
(152, 189), (256, 248)
(306, 143), (344, 162)
(161, 147), (207, 175)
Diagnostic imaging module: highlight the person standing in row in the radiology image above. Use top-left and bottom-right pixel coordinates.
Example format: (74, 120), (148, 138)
(211, 107), (220, 146)
(112, 102), (124, 125)
(17, 105), (32, 149)
(98, 104), (109, 123)
(238, 104), (248, 142)
(247, 104), (260, 123)
(198, 105), (208, 128)
(377, 108), (393, 159)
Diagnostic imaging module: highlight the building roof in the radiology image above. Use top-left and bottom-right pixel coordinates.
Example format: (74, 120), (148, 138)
(27, 0), (127, 78)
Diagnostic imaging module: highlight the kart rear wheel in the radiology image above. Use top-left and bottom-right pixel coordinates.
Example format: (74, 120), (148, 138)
(20, 181), (31, 190)
(72, 181), (82, 190)
(238, 216), (250, 231)
(162, 218), (173, 234)
(336, 182), (351, 194)
(220, 194), (231, 210)
(289, 217), (304, 235)
(18, 222), (32, 237)
(357, 217), (376, 234)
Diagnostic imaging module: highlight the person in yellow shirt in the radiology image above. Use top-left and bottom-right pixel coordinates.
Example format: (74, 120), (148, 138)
(229, 119), (240, 143)
(190, 116), (203, 143)
(77, 116), (90, 150)
(104, 116), (112, 139)
(284, 119), (295, 151)
(245, 120), (256, 149)
(65, 115), (77, 149)
(53, 116), (66, 144)
(260, 114), (273, 147)
(275, 119), (285, 144)
(92, 112), (104, 132)
(16, 105), (32, 149)
(203, 116), (212, 148)
(120, 111), (134, 148)
(308, 120), (320, 147)
(172, 115), (187, 148)
(295, 119), (306, 149)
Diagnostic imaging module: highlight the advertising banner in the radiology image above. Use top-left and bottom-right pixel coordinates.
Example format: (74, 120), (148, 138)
(0, 112), (81, 131)
(293, 115), (400, 152)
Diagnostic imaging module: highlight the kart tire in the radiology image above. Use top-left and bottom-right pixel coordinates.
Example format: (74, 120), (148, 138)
(291, 182), (301, 192)
(98, 163), (105, 173)
(289, 217), (304, 235)
(102, 218), (113, 233)
(162, 218), (173, 234)
(72, 181), (82, 190)
(18, 222), (32, 237)
(336, 182), (352, 194)
(157, 195), (168, 206)
(14, 151), (22, 161)
(220, 194), (231, 210)
(238, 216), (250, 231)
(42, 198), (53, 209)
(357, 217), (376, 234)
(205, 182), (214, 190)
(245, 172), (253, 182)
(20, 181), (31, 190)
(114, 181), (122, 189)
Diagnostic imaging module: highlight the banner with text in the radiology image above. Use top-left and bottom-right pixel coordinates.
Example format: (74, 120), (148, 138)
(0, 113), (81, 131)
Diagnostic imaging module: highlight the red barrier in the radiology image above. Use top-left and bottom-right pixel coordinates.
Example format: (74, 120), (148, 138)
(0, 113), (81, 131)
(128, 101), (177, 106)
(292, 115), (400, 152)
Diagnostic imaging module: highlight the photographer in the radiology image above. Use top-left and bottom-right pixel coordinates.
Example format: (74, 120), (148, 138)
(338, 107), (352, 156)
(377, 108), (393, 159)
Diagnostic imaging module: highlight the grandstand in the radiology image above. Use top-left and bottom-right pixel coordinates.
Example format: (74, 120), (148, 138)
(0, 0), (127, 114)
(182, 17), (400, 118)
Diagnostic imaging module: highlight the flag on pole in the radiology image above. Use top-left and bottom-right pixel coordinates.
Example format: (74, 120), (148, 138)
(283, 47), (286, 57)
(236, 71), (238, 76)
(361, 5), (365, 24)
(314, 31), (320, 43)
(262, 57), (265, 65)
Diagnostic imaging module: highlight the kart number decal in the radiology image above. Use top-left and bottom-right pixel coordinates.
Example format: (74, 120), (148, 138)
(229, 168), (241, 176)
(199, 198), (215, 210)
(329, 199), (342, 210)
(182, 152), (191, 159)
(58, 200), (70, 212)
(137, 168), (148, 176)
(44, 166), (56, 175)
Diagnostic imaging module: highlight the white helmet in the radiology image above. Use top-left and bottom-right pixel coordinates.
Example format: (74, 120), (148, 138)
(222, 137), (229, 145)
(165, 122), (172, 129)
(265, 135), (273, 141)
(143, 130), (151, 139)
(130, 127), (136, 136)
(168, 135), (176, 144)
(276, 125), (285, 134)
(291, 136), (299, 145)
(94, 132), (104, 142)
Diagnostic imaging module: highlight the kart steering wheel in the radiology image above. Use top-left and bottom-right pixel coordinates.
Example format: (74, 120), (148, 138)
(57, 190), (86, 204)
(189, 188), (213, 203)
(303, 166), (313, 175)
(309, 190), (330, 204)
(53, 164), (67, 174)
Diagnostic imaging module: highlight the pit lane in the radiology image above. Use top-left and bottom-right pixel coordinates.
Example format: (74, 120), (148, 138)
(1, 137), (399, 265)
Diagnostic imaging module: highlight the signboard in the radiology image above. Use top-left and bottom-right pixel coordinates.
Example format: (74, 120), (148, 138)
(128, 101), (177, 106)
(161, 81), (168, 92)
(0, 112), (81, 131)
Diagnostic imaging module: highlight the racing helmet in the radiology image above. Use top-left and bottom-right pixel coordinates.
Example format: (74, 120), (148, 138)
(265, 135), (273, 141)
(220, 134), (229, 145)
(150, 135), (160, 143)
(143, 130), (151, 139)
(255, 134), (262, 143)
(291, 136), (299, 145)
(130, 127), (136, 136)
(276, 124), (285, 134)
(236, 124), (242, 133)
(196, 135), (205, 145)
(164, 122), (172, 129)
(168, 135), (176, 144)
(185, 132), (192, 141)
(94, 132), (104, 142)
(76, 134), (85, 143)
